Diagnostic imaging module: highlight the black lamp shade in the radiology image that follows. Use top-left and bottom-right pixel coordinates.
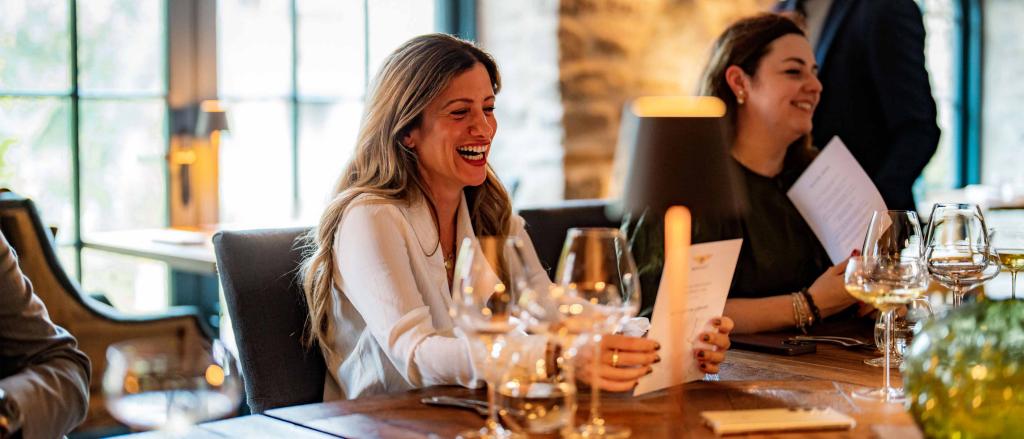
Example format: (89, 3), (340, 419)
(196, 110), (229, 137)
(618, 96), (747, 219)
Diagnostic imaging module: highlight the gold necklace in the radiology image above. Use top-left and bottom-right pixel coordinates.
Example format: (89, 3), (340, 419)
(443, 251), (455, 271)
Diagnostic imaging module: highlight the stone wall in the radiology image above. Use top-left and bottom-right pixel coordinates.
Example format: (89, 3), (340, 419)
(559, 0), (774, 198)
(478, 0), (774, 202)
(478, 0), (566, 206)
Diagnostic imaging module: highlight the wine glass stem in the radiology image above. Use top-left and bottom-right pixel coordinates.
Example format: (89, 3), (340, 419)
(589, 333), (604, 429)
(485, 380), (501, 433)
(1012, 271), (1018, 300)
(952, 280), (964, 308)
(883, 309), (894, 401)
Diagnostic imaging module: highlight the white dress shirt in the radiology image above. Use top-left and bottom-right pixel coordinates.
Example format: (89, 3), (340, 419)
(321, 192), (550, 400)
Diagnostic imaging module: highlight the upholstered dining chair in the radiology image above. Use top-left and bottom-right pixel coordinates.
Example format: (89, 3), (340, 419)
(0, 190), (212, 430)
(518, 199), (619, 279)
(212, 227), (326, 413)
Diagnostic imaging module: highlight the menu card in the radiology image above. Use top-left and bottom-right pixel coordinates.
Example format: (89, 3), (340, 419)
(634, 238), (742, 396)
(786, 136), (888, 263)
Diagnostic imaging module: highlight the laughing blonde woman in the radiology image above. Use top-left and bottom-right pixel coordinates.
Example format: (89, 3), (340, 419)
(300, 34), (731, 400)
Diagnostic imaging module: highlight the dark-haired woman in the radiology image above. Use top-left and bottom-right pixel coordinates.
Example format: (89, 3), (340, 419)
(628, 15), (860, 335)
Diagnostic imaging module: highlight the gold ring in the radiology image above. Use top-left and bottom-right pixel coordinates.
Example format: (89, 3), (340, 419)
(611, 349), (620, 367)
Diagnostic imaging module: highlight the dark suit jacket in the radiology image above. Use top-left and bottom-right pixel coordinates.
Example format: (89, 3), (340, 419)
(0, 231), (90, 439)
(779, 0), (941, 211)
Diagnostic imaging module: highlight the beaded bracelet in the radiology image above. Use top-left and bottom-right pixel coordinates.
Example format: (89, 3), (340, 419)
(799, 287), (822, 326)
(791, 292), (809, 334)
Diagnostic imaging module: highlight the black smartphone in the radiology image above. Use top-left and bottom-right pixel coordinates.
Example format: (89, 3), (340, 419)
(730, 333), (817, 356)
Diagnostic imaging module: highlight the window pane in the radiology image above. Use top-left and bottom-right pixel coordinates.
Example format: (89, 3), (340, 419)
(218, 0), (292, 98)
(58, 245), (77, 280)
(82, 248), (169, 314)
(298, 100), (362, 221)
(982, 0), (1024, 194)
(79, 99), (167, 234)
(219, 100), (293, 224)
(0, 97), (74, 244)
(0, 0), (70, 93)
(367, 0), (435, 78)
(78, 0), (165, 95)
(297, 0), (366, 98)
(916, 0), (958, 203)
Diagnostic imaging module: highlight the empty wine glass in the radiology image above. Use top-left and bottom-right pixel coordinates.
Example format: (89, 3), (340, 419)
(450, 236), (525, 439)
(924, 203), (1000, 307)
(496, 334), (577, 437)
(554, 228), (640, 438)
(103, 337), (242, 436)
(868, 297), (934, 368)
(860, 210), (924, 368)
(845, 256), (928, 403)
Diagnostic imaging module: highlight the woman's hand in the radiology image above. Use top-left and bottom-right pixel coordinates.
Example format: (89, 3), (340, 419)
(808, 256), (858, 316)
(575, 334), (659, 392)
(694, 316), (734, 374)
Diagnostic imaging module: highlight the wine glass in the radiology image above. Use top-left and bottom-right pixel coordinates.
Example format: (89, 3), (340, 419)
(450, 236), (525, 439)
(496, 334), (577, 436)
(498, 237), (578, 436)
(844, 256), (929, 403)
(868, 297), (933, 368)
(103, 337), (242, 435)
(990, 227), (1024, 299)
(860, 210), (925, 368)
(554, 228), (641, 439)
(924, 203), (1000, 307)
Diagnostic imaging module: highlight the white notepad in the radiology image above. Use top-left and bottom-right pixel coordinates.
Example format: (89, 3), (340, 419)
(701, 407), (856, 435)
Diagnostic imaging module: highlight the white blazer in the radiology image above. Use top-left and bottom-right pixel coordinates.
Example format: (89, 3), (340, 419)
(321, 192), (550, 400)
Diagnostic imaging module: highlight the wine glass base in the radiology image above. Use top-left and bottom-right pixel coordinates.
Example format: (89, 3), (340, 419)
(456, 426), (523, 439)
(852, 387), (906, 403)
(864, 355), (903, 368)
(576, 423), (631, 438)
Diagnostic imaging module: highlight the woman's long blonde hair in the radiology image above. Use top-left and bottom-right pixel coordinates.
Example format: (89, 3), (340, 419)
(299, 34), (511, 352)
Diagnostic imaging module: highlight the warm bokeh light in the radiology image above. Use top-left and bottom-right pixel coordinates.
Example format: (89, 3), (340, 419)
(205, 364), (226, 387)
(630, 96), (726, 118)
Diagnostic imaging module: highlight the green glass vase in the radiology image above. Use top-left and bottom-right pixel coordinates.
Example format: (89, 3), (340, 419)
(903, 300), (1024, 438)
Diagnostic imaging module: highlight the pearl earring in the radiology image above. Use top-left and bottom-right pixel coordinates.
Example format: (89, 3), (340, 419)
(737, 92), (746, 105)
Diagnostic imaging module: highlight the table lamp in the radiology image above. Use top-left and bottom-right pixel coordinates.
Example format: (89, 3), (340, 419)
(618, 95), (746, 388)
(196, 100), (230, 139)
(192, 100), (229, 227)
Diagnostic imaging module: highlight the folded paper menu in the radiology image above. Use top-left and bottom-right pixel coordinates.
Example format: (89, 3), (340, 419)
(786, 136), (888, 263)
(634, 238), (742, 396)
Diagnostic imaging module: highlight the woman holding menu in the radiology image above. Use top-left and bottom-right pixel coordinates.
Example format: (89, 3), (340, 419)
(626, 14), (861, 334)
(299, 34), (733, 400)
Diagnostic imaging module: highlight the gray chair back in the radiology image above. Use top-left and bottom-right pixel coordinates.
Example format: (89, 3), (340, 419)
(212, 228), (325, 413)
(518, 199), (618, 279)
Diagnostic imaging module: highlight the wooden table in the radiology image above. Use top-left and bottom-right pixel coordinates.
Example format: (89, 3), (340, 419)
(258, 343), (922, 438)
(111, 414), (336, 438)
(115, 343), (922, 438)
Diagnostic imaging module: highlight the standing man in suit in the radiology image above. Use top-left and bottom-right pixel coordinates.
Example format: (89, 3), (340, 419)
(777, 0), (941, 211)
(0, 230), (90, 439)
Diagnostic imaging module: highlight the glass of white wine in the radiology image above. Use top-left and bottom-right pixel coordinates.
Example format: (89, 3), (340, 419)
(860, 210), (925, 368)
(450, 236), (525, 439)
(924, 203), (1000, 307)
(554, 228), (640, 439)
(844, 256), (929, 403)
(103, 337), (242, 436)
(990, 228), (1024, 299)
